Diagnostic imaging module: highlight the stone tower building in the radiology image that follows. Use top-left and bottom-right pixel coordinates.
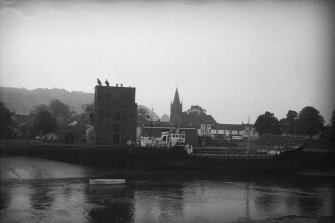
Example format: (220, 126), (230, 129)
(94, 84), (137, 145)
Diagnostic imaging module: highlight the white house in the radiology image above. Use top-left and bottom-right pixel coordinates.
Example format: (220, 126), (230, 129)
(198, 123), (259, 140)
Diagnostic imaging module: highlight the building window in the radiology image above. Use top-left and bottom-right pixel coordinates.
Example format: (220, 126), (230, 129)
(121, 92), (128, 101)
(106, 110), (111, 118)
(123, 111), (128, 120)
(114, 112), (121, 120)
(113, 133), (120, 144)
(114, 124), (120, 131)
(207, 124), (211, 129)
(98, 92), (103, 100)
(98, 109), (104, 118)
(201, 124), (205, 129)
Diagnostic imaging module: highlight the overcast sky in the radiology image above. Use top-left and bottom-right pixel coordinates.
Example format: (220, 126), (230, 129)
(0, 0), (334, 124)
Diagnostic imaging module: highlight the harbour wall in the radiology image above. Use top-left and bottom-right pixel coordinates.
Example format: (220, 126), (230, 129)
(1, 140), (334, 168)
(0, 141), (128, 166)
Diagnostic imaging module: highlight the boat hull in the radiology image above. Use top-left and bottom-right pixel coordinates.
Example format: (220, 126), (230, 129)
(128, 146), (304, 172)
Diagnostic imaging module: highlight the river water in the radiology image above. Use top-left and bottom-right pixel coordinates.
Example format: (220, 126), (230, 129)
(0, 156), (334, 223)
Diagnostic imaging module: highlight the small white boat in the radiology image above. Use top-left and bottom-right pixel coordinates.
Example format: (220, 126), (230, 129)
(89, 179), (126, 185)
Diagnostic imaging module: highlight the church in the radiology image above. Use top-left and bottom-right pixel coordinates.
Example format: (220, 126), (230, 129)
(139, 88), (258, 145)
(169, 88), (259, 141)
(169, 88), (217, 129)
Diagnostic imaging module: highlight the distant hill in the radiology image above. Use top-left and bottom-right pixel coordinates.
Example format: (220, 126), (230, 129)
(0, 87), (94, 114)
(0, 87), (159, 119)
(138, 104), (160, 121)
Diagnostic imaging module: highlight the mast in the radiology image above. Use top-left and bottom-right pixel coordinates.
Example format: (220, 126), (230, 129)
(150, 107), (154, 138)
(247, 117), (250, 153)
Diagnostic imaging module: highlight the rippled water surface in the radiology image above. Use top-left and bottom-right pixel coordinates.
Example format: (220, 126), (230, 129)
(1, 156), (334, 223)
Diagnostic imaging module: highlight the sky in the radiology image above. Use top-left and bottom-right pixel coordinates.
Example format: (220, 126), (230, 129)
(0, 0), (334, 124)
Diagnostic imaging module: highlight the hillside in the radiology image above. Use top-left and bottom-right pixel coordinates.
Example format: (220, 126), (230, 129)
(138, 104), (160, 121)
(0, 87), (94, 114)
(0, 87), (159, 119)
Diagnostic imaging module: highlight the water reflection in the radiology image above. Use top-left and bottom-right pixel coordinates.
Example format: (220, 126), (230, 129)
(29, 182), (55, 210)
(87, 184), (134, 223)
(255, 192), (282, 214)
(134, 181), (184, 222)
(0, 157), (334, 223)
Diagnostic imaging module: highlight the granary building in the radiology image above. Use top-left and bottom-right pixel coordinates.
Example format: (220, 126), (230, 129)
(88, 82), (137, 145)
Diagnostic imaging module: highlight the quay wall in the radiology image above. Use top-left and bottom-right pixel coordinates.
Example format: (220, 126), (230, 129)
(1, 141), (334, 168)
(0, 141), (128, 166)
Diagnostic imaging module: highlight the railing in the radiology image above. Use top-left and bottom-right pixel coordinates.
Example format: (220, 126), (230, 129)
(0, 139), (43, 146)
(192, 153), (272, 159)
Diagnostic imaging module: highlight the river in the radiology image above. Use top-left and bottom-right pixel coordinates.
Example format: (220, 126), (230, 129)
(0, 156), (334, 223)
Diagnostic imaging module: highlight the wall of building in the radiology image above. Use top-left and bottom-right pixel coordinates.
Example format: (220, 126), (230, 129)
(94, 85), (137, 145)
(198, 124), (259, 140)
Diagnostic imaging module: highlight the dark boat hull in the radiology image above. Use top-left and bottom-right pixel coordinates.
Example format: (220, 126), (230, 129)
(128, 146), (304, 172)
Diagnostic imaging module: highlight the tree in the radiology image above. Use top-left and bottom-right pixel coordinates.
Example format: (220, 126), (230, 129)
(137, 107), (150, 126)
(331, 110), (335, 134)
(81, 103), (95, 125)
(49, 99), (71, 118)
(31, 104), (49, 114)
(254, 111), (281, 135)
(280, 110), (298, 136)
(0, 101), (14, 138)
(321, 110), (335, 141)
(296, 106), (324, 140)
(32, 110), (57, 135)
(186, 105), (207, 115)
(30, 100), (73, 128)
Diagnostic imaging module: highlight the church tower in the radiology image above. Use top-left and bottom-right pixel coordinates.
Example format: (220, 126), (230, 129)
(170, 88), (183, 125)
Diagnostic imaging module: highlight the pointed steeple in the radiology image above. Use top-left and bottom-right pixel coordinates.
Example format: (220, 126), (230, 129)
(173, 88), (181, 104)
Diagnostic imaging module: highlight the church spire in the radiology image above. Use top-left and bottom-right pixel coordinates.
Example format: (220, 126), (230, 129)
(173, 88), (181, 104)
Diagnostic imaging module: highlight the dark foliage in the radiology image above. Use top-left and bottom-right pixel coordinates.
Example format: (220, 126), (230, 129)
(254, 111), (281, 135)
(81, 103), (95, 125)
(32, 110), (57, 135)
(280, 110), (298, 136)
(331, 110), (335, 134)
(296, 106), (324, 140)
(49, 99), (72, 117)
(0, 101), (14, 138)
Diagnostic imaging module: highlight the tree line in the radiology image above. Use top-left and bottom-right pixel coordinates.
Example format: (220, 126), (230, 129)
(0, 99), (93, 139)
(1, 99), (152, 139)
(254, 106), (335, 141)
(1, 100), (335, 141)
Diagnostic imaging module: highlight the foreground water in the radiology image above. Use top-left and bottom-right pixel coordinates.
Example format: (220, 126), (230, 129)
(0, 156), (334, 223)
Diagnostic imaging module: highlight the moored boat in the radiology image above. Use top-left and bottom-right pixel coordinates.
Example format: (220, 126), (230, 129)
(128, 129), (304, 171)
(89, 179), (126, 185)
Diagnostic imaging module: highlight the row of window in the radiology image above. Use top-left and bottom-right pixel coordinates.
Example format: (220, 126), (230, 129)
(97, 110), (136, 120)
(101, 122), (135, 131)
(97, 91), (134, 102)
(200, 129), (254, 135)
(200, 124), (212, 129)
(171, 135), (185, 138)
(97, 133), (127, 144)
